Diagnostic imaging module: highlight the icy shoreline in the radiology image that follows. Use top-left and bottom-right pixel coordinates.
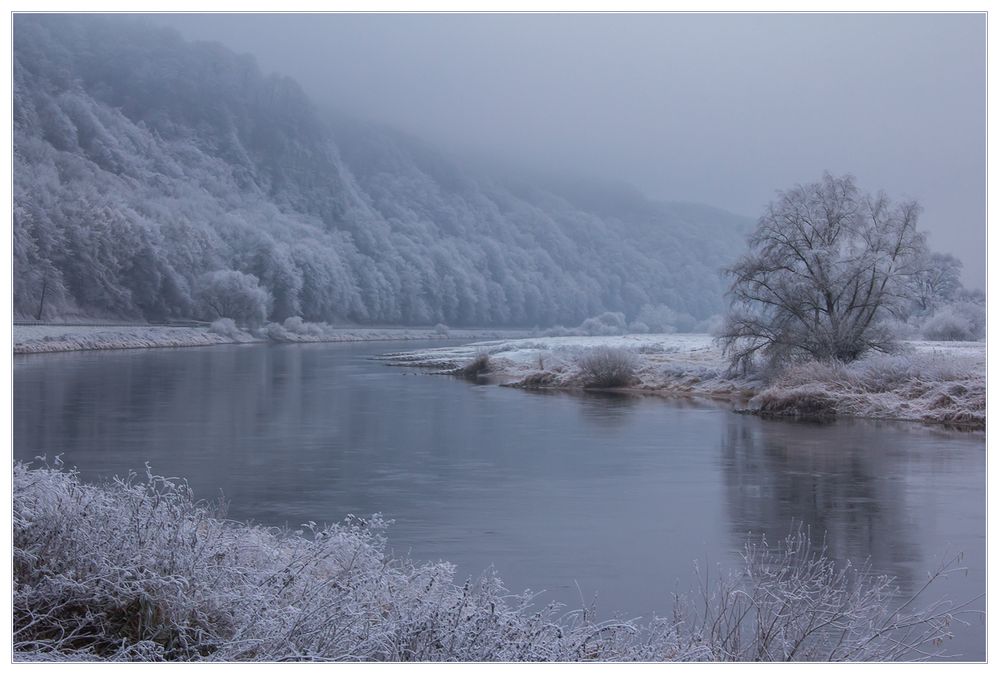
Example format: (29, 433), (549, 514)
(13, 323), (528, 355)
(380, 334), (986, 429)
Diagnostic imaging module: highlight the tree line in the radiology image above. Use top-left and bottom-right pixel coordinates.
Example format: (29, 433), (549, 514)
(13, 15), (748, 328)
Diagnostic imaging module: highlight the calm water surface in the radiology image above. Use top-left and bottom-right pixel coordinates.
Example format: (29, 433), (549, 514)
(13, 340), (987, 659)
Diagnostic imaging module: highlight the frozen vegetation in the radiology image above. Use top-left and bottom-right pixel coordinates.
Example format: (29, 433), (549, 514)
(13, 322), (527, 354)
(381, 334), (985, 429)
(381, 334), (762, 397)
(13, 324), (247, 354)
(14, 461), (972, 662)
(13, 15), (748, 329)
(751, 343), (986, 428)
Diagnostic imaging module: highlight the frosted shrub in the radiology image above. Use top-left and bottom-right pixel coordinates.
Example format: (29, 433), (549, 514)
(752, 384), (838, 418)
(256, 318), (335, 342)
(576, 347), (637, 388)
(283, 315), (309, 333)
(920, 304), (984, 341)
(921, 310), (973, 341)
(208, 318), (242, 339)
(259, 322), (292, 342)
(663, 529), (974, 662)
(460, 352), (491, 379)
(13, 463), (971, 662)
(579, 312), (627, 336)
(434, 323), (450, 337)
(283, 316), (332, 337)
(636, 304), (698, 334)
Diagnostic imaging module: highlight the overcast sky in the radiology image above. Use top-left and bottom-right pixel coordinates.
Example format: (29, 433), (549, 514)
(149, 13), (986, 288)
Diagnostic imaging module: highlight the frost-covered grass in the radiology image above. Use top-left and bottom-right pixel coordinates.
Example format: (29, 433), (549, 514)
(379, 333), (756, 396)
(13, 323), (529, 354)
(752, 347), (986, 429)
(13, 462), (972, 662)
(380, 335), (985, 428)
(12, 325), (248, 354)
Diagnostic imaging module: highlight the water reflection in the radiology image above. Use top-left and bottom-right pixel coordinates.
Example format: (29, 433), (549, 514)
(13, 342), (985, 658)
(719, 414), (983, 596)
(569, 390), (640, 427)
(520, 388), (723, 429)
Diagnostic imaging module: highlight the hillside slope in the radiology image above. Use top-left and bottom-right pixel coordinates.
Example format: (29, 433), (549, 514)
(13, 15), (750, 327)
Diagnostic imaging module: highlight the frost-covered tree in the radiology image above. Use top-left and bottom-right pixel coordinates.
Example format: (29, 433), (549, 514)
(720, 173), (927, 370)
(12, 14), (750, 327)
(194, 270), (272, 326)
(908, 251), (964, 314)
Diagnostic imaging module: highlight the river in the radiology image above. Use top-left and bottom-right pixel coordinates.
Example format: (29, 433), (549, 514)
(12, 340), (987, 659)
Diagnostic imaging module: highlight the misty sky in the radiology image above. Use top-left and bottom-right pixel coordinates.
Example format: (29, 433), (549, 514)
(148, 13), (986, 288)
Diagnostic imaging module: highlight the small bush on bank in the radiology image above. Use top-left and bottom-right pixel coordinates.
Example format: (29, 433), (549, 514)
(13, 462), (970, 662)
(460, 352), (491, 379)
(208, 318), (242, 339)
(752, 384), (838, 419)
(283, 316), (333, 337)
(576, 347), (637, 388)
(258, 321), (293, 342)
(256, 317), (336, 343)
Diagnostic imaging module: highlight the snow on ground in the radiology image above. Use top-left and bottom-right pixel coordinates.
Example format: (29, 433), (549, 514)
(381, 334), (986, 428)
(13, 325), (249, 354)
(13, 324), (528, 354)
(257, 324), (527, 345)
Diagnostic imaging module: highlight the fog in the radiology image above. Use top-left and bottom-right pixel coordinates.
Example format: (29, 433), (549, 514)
(149, 12), (986, 289)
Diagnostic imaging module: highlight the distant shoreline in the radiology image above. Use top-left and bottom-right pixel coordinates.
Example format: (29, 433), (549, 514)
(12, 323), (529, 355)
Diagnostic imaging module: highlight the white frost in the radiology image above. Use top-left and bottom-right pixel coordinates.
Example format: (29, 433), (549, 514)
(382, 334), (985, 427)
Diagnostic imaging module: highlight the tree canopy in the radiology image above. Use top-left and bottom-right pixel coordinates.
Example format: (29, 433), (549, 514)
(720, 173), (927, 369)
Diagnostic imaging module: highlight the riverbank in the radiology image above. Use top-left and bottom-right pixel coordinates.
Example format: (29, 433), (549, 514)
(14, 461), (963, 662)
(379, 335), (986, 429)
(12, 323), (529, 355)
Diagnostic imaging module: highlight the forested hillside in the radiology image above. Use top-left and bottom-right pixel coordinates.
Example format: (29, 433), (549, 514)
(13, 15), (750, 327)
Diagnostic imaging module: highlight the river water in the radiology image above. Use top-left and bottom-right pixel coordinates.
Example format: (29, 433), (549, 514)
(12, 340), (987, 659)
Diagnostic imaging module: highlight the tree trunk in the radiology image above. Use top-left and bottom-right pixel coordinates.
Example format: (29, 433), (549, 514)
(35, 277), (48, 321)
